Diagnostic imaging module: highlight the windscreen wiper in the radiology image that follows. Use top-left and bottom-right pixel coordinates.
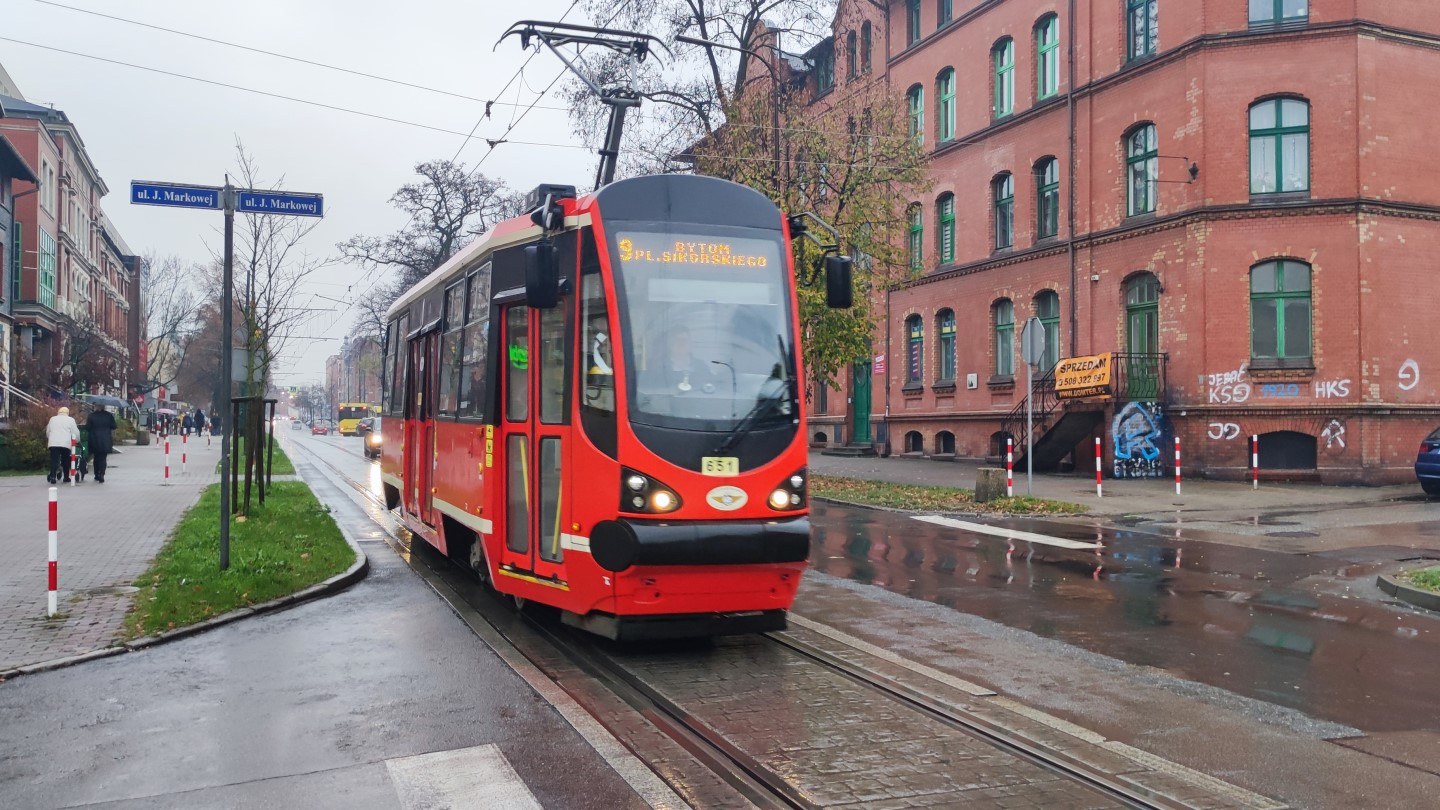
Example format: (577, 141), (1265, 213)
(710, 335), (797, 456)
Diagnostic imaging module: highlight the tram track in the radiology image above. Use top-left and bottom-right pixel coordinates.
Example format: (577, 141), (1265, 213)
(285, 435), (1244, 810)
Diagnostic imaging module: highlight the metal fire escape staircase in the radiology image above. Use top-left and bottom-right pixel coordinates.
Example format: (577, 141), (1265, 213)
(1000, 368), (1100, 472)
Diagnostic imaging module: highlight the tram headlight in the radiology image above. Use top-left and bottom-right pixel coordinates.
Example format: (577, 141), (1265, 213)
(766, 466), (807, 512)
(619, 467), (682, 514)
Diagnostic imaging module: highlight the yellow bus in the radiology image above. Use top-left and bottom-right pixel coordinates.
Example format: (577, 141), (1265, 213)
(336, 403), (378, 436)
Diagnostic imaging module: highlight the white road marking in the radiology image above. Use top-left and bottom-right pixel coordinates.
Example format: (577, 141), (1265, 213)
(386, 744), (542, 810)
(912, 515), (1103, 550)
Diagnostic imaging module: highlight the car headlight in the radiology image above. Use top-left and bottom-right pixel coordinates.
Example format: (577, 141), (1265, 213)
(368, 432), (382, 445)
(766, 467), (806, 511)
(619, 467), (681, 514)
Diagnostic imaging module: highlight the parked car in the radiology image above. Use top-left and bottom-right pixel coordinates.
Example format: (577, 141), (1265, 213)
(1416, 428), (1440, 496)
(358, 417), (382, 459)
(290, 419), (304, 431)
(311, 420), (331, 436)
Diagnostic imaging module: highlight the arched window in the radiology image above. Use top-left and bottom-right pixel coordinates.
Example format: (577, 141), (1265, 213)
(905, 314), (924, 384)
(1034, 291), (1061, 371)
(936, 309), (956, 381)
(846, 31), (857, 79)
(1127, 0), (1158, 62)
(861, 23), (873, 72)
(993, 299), (1015, 376)
(906, 0), (921, 46)
(905, 431), (925, 454)
(1250, 98), (1309, 195)
(907, 85), (924, 146)
(813, 378), (828, 414)
(993, 174), (1014, 249)
(938, 0), (952, 26)
(907, 203), (924, 271)
(937, 192), (956, 263)
(1250, 0), (1307, 25)
(1250, 260), (1311, 361)
(1036, 157), (1060, 239)
(1036, 14), (1060, 99)
(936, 431), (956, 455)
(992, 38), (1015, 117)
(936, 68), (956, 142)
(1126, 124), (1158, 216)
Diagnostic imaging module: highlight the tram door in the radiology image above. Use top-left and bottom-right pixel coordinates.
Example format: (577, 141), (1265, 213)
(405, 328), (439, 525)
(497, 301), (569, 582)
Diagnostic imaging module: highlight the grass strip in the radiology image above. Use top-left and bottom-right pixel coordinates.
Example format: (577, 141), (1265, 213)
(811, 474), (1087, 516)
(126, 481), (352, 637)
(1404, 567), (1440, 593)
(215, 435), (295, 475)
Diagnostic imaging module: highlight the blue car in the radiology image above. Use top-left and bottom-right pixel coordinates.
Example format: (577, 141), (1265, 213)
(1417, 428), (1440, 496)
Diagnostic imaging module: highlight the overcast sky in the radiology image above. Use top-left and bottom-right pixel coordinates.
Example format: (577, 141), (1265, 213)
(5, 0), (597, 388)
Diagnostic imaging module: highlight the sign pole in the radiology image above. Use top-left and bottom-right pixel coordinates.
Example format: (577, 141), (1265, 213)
(219, 182), (234, 571)
(1026, 360), (1034, 496)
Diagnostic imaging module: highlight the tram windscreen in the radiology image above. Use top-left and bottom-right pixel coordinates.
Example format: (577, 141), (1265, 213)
(609, 226), (797, 432)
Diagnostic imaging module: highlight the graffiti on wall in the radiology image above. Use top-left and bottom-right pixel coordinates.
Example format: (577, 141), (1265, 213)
(1201, 365), (1251, 404)
(1313, 379), (1351, 399)
(1113, 402), (1166, 479)
(1399, 359), (1421, 392)
(1321, 419), (1346, 451)
(1207, 422), (1242, 440)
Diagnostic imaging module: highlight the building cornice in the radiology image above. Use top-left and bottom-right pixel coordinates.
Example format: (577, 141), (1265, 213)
(898, 198), (1440, 290)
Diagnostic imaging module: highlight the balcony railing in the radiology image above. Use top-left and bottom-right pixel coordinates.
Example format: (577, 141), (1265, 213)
(1112, 352), (1167, 403)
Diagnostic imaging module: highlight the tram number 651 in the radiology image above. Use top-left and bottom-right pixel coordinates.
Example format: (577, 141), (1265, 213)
(701, 456), (740, 477)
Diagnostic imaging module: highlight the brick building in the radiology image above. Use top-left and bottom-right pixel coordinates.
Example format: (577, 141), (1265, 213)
(0, 123), (39, 417)
(1, 89), (134, 400)
(804, 0), (1440, 484)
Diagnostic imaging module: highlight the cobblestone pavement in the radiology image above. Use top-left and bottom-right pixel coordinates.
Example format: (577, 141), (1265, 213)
(0, 437), (215, 673)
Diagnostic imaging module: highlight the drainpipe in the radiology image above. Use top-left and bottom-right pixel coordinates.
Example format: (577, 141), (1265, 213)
(1066, 0), (1078, 358)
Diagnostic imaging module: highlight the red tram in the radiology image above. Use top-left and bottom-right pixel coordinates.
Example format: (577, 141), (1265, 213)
(378, 174), (848, 639)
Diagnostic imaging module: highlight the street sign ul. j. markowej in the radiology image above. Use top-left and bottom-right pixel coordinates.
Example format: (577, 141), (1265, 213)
(236, 190), (324, 217)
(130, 181), (222, 210)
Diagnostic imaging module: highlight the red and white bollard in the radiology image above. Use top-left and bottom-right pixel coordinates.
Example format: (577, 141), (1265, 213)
(47, 486), (58, 617)
(1095, 437), (1104, 498)
(69, 438), (77, 486)
(1251, 435), (1260, 489)
(1174, 435), (1182, 496)
(164, 439), (171, 483)
(1006, 437), (1014, 498)
(181, 433), (187, 475)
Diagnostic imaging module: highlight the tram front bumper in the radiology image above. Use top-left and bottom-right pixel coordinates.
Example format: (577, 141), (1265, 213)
(588, 516), (810, 573)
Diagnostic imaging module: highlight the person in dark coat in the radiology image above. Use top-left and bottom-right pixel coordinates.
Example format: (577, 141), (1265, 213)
(194, 408), (207, 436)
(86, 406), (118, 483)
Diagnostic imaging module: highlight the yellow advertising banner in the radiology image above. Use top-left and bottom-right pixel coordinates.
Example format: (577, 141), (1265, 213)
(1055, 353), (1113, 399)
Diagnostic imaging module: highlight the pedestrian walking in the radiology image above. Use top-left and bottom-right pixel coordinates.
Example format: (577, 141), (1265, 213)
(85, 406), (118, 484)
(194, 407), (207, 436)
(182, 412), (194, 437)
(46, 407), (80, 484)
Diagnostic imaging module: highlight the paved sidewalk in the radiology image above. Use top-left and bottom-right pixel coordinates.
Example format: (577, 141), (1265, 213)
(810, 453), (1419, 517)
(0, 436), (216, 673)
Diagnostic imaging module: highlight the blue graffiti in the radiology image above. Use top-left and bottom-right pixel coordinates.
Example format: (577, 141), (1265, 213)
(1114, 402), (1162, 461)
(1259, 383), (1301, 398)
(1113, 402), (1166, 479)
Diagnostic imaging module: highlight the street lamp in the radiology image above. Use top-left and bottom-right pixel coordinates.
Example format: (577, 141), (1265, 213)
(675, 34), (788, 198)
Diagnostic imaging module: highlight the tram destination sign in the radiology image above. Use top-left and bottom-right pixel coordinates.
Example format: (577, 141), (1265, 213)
(236, 190), (324, 217)
(130, 181), (222, 210)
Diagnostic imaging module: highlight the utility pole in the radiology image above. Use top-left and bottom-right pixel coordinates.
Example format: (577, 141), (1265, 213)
(219, 181), (234, 570)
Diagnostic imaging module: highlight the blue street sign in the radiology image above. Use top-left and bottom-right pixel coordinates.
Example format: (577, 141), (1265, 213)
(130, 181), (222, 210)
(236, 190), (324, 218)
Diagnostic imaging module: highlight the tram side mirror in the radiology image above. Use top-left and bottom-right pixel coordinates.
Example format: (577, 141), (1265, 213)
(525, 240), (560, 309)
(824, 255), (853, 309)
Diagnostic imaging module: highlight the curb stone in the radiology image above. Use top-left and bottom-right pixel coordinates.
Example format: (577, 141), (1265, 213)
(811, 494), (1085, 519)
(1376, 573), (1440, 613)
(0, 495), (369, 683)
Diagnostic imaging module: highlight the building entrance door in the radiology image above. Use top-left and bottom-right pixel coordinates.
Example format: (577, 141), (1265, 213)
(851, 359), (872, 444)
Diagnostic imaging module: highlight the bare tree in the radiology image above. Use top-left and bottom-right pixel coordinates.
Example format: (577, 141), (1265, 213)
(564, 0), (835, 178)
(138, 253), (198, 395)
(337, 160), (522, 340)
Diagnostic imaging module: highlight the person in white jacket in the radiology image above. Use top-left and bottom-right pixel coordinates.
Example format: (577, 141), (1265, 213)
(46, 406), (81, 484)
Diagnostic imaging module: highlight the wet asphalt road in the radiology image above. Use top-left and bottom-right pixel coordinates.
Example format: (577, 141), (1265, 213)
(807, 501), (1440, 736)
(0, 435), (646, 809)
(305, 431), (1440, 739)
